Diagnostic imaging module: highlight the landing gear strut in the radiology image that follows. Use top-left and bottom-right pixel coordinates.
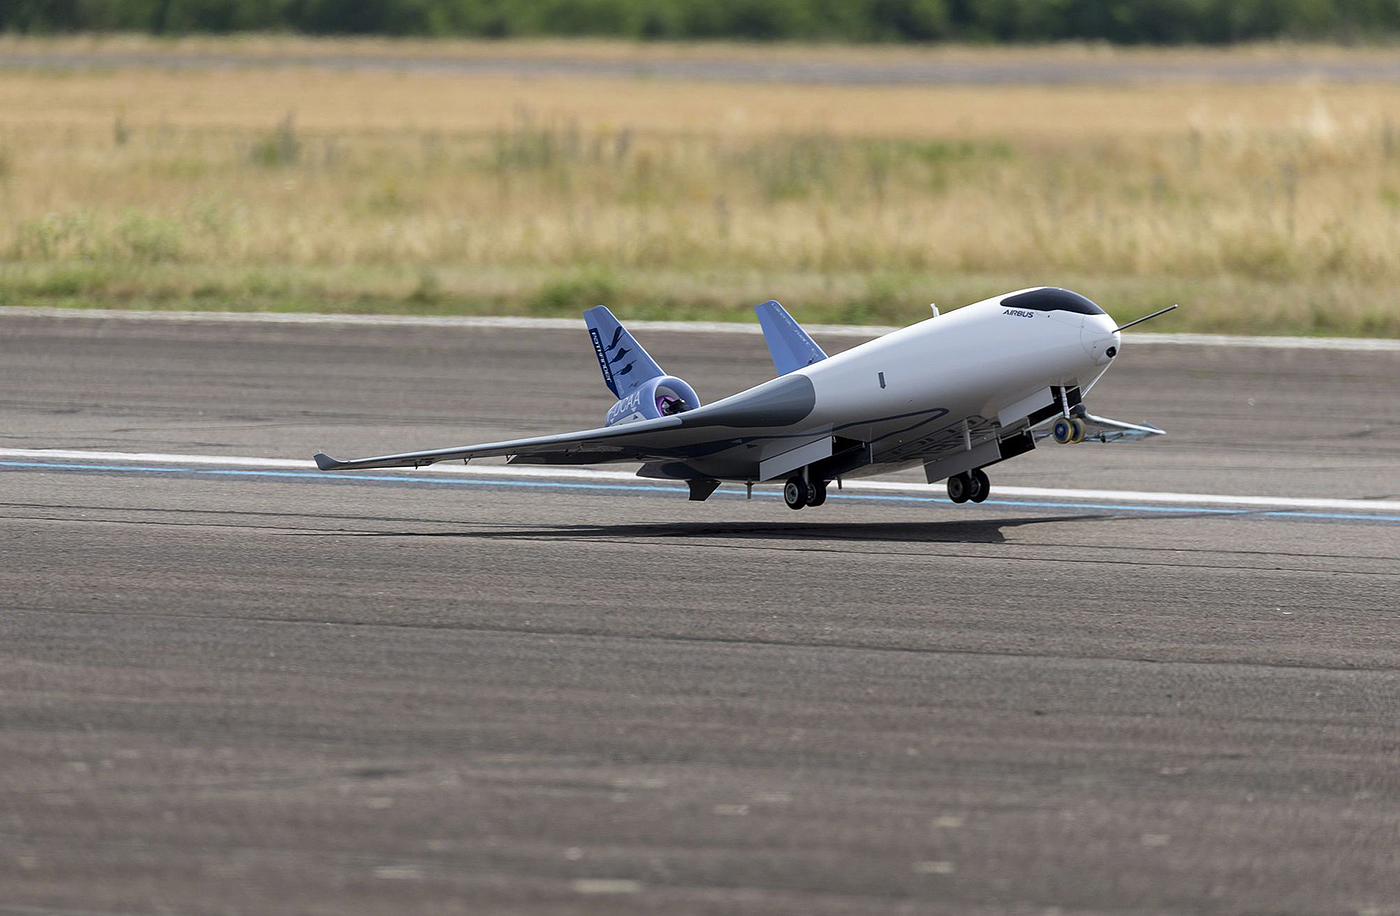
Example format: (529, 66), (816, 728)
(784, 474), (828, 510)
(947, 469), (990, 504)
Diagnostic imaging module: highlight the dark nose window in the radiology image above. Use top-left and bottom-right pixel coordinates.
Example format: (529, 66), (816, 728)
(1001, 288), (1105, 316)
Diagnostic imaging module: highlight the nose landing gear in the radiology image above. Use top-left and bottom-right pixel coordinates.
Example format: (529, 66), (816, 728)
(1052, 416), (1087, 444)
(947, 469), (990, 504)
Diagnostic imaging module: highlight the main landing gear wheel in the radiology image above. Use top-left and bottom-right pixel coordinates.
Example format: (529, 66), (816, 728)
(1052, 416), (1087, 444)
(948, 470), (990, 504)
(808, 480), (828, 507)
(947, 472), (971, 504)
(784, 476), (813, 510)
(969, 468), (990, 503)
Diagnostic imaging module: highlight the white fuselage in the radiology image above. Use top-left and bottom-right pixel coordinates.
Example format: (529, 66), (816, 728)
(685, 291), (1121, 480)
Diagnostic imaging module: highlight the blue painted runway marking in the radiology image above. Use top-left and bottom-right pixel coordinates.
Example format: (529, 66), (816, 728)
(5, 459), (1400, 524)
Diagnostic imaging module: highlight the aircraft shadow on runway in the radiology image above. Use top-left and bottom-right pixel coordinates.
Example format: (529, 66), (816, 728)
(343, 514), (1113, 545)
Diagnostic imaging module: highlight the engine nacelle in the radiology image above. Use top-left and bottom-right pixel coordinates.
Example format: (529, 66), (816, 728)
(604, 375), (702, 427)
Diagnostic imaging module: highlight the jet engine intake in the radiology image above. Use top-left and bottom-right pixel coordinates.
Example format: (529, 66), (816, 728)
(604, 376), (702, 427)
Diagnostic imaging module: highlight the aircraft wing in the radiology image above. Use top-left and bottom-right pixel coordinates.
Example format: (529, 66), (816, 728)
(315, 373), (820, 471)
(314, 415), (688, 470)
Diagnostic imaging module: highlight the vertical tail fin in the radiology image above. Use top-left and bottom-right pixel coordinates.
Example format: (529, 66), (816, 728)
(583, 305), (667, 397)
(755, 300), (827, 376)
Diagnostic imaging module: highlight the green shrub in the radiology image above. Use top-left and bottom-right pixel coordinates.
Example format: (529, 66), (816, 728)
(529, 268), (620, 315)
(116, 210), (183, 263)
(7, 0), (1400, 42)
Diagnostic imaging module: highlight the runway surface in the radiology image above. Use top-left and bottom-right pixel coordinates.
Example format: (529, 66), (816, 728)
(1, 311), (1398, 915)
(7, 47), (1400, 85)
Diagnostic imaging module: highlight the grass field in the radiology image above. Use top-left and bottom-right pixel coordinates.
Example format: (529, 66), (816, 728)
(2, 37), (1400, 334)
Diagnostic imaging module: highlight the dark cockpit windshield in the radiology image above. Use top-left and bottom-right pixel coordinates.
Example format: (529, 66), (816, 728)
(1001, 287), (1105, 316)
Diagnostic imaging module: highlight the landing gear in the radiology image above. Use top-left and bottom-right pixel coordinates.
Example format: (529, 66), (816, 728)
(947, 469), (990, 504)
(969, 468), (989, 503)
(1052, 416), (1087, 444)
(784, 474), (828, 510)
(784, 475), (812, 510)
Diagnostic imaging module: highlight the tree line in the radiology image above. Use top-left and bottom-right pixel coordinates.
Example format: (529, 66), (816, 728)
(5, 0), (1400, 43)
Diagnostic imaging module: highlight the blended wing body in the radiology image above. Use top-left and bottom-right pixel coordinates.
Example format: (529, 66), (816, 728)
(315, 290), (1170, 505)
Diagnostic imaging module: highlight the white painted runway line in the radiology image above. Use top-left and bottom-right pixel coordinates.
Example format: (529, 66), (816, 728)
(5, 447), (1399, 514)
(4, 307), (1399, 351)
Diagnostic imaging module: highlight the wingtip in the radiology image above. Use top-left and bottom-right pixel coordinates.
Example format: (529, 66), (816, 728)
(313, 452), (339, 471)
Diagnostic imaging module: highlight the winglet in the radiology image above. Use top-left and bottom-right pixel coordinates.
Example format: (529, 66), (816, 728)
(754, 301), (827, 376)
(313, 452), (340, 471)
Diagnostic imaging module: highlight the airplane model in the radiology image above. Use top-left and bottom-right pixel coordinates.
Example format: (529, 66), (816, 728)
(314, 288), (1173, 510)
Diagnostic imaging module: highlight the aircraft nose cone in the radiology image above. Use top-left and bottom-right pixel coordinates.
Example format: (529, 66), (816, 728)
(1082, 315), (1120, 365)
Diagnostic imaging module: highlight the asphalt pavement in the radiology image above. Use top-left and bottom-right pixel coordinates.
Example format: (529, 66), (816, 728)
(1, 311), (1397, 915)
(6, 47), (1400, 85)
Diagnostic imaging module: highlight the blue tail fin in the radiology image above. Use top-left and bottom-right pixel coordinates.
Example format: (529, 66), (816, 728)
(583, 305), (667, 398)
(755, 300), (827, 376)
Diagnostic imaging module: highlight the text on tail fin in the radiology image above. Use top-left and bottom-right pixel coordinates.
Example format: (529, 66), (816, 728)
(755, 300), (828, 376)
(582, 305), (667, 397)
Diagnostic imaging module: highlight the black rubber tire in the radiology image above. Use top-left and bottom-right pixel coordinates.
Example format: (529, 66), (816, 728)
(808, 480), (828, 507)
(947, 473), (970, 504)
(783, 476), (808, 510)
(970, 468), (990, 503)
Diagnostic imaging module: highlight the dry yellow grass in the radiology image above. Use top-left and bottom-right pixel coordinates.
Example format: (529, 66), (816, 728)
(7, 58), (1400, 139)
(2, 39), (1399, 333)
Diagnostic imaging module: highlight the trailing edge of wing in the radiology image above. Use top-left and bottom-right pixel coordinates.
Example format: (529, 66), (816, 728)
(755, 300), (827, 376)
(313, 415), (685, 471)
